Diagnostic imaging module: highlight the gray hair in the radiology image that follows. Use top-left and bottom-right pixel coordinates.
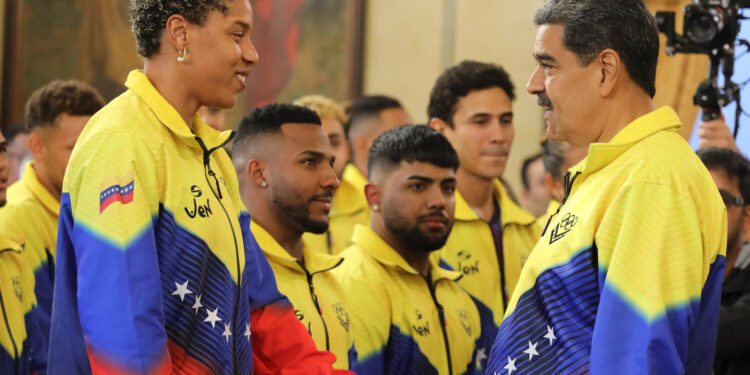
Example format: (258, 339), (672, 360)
(534, 0), (659, 98)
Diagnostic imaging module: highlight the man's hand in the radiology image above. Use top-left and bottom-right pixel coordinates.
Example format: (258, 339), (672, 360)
(697, 115), (740, 152)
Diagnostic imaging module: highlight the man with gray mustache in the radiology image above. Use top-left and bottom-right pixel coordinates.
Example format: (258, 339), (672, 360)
(428, 60), (542, 370)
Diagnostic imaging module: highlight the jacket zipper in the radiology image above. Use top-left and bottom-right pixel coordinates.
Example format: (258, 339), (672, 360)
(195, 135), (241, 374)
(542, 171), (582, 236)
(0, 285), (20, 375)
(299, 261), (331, 351)
(424, 276), (453, 375)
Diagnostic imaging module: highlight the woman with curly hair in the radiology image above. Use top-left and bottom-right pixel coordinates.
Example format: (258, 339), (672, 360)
(46, 1), (351, 374)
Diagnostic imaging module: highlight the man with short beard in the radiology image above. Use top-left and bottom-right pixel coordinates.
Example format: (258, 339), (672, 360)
(333, 125), (481, 375)
(233, 103), (357, 370)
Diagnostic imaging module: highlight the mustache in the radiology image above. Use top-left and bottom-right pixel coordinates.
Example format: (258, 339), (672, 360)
(419, 210), (450, 222)
(537, 94), (553, 109)
(479, 144), (510, 157)
(309, 190), (334, 201)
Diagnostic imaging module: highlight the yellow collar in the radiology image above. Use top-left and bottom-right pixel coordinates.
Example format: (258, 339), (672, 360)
(251, 221), (343, 274)
(332, 164), (370, 216)
(454, 180), (536, 226)
(124, 70), (234, 150)
(0, 235), (22, 253)
(21, 161), (60, 216)
(351, 224), (462, 283)
(571, 106), (681, 176)
(545, 199), (560, 217)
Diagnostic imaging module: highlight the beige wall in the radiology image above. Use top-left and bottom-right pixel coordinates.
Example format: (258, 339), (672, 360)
(363, 0), (545, 194)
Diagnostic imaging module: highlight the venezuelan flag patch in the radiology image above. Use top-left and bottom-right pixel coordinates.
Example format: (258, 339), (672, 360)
(99, 171), (135, 214)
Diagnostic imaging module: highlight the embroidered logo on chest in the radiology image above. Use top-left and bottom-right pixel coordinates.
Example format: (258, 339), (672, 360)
(456, 308), (473, 336)
(185, 185), (213, 219)
(456, 250), (480, 275)
(549, 213), (579, 244)
(332, 302), (350, 332)
(12, 277), (22, 302)
(412, 309), (431, 336)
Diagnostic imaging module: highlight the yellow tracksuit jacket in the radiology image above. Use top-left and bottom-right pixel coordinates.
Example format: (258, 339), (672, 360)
(251, 221), (357, 370)
(435, 181), (540, 365)
(335, 225), (481, 375)
(0, 162), (59, 348)
(486, 106), (726, 375)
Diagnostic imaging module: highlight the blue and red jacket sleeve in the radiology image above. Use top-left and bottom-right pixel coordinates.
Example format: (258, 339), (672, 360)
(47, 131), (170, 375)
(239, 213), (353, 375)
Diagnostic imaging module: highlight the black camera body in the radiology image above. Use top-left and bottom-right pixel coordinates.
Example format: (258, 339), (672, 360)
(656, 0), (748, 123)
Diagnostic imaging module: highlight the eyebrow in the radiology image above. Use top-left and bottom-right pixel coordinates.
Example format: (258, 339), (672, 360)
(468, 111), (513, 119)
(299, 150), (327, 159)
(441, 177), (457, 184)
(234, 20), (251, 31)
(533, 52), (557, 63)
(407, 176), (434, 183)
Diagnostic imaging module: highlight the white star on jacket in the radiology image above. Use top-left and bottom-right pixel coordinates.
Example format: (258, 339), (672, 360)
(172, 280), (193, 302)
(523, 341), (539, 361)
(244, 323), (252, 342)
(476, 347), (488, 367)
(204, 307), (222, 328)
(222, 323), (232, 343)
(503, 356), (517, 375)
(192, 294), (203, 314)
(544, 325), (556, 346)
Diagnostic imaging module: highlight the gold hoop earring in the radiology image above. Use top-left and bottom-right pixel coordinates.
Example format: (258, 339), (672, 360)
(177, 48), (187, 63)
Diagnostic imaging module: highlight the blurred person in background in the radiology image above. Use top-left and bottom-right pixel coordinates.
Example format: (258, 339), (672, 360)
(0, 128), (47, 374)
(697, 147), (750, 375)
(334, 125), (480, 375)
(198, 106), (227, 131)
(324, 95), (412, 254)
(537, 138), (587, 227)
(5, 126), (30, 184)
(519, 152), (550, 218)
(233, 103), (356, 370)
(0, 80), (104, 351)
(46, 1), (351, 374)
(428, 60), (541, 368)
(294, 95), (350, 180)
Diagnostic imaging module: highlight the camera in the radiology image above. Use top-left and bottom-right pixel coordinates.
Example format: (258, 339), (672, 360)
(655, 0), (749, 126)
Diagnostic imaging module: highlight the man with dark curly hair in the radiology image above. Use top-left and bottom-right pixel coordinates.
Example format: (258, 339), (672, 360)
(0, 80), (104, 354)
(47, 1), (351, 374)
(428, 60), (541, 370)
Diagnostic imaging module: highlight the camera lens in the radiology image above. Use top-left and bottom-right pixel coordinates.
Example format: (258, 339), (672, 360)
(685, 7), (725, 46)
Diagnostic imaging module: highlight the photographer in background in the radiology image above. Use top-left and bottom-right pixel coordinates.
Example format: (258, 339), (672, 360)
(697, 147), (750, 375)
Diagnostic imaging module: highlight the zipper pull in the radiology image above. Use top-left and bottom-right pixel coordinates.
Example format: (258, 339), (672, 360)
(207, 167), (223, 199)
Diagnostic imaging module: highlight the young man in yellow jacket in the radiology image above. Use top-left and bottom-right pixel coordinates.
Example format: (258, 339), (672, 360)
(0, 129), (46, 373)
(335, 125), (481, 375)
(428, 61), (541, 365)
(0, 80), (104, 349)
(318, 96), (412, 254)
(233, 103), (357, 370)
(486, 1), (725, 374)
